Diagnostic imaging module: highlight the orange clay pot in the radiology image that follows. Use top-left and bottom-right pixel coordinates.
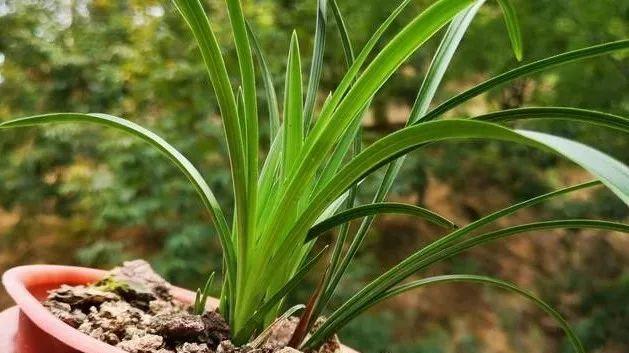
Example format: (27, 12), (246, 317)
(1, 265), (218, 353)
(1, 265), (357, 353)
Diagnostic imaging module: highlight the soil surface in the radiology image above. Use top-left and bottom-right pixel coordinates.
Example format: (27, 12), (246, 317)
(43, 260), (340, 353)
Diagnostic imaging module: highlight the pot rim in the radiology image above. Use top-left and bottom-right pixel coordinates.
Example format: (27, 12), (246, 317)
(3, 265), (128, 353)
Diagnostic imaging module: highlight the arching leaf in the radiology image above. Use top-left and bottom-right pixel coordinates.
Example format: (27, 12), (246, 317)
(289, 120), (628, 249)
(0, 112), (237, 296)
(306, 220), (628, 348)
(420, 40), (629, 123)
(307, 202), (458, 241)
(496, 0), (523, 60)
(474, 107), (629, 133)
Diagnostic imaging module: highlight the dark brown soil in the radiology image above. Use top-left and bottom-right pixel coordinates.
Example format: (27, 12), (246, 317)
(43, 260), (340, 353)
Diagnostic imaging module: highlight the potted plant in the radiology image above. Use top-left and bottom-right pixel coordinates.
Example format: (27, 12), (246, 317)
(1, 0), (628, 352)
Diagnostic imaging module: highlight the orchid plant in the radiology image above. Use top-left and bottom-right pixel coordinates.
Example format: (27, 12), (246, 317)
(1, 0), (628, 351)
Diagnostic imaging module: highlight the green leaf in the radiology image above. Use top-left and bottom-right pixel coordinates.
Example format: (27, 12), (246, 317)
(420, 40), (629, 123)
(314, 186), (358, 322)
(316, 190), (351, 223)
(372, 181), (604, 287)
(313, 103), (367, 190)
(250, 304), (306, 348)
(376, 275), (581, 352)
(462, 220), (629, 250)
(343, 107), (625, 271)
(306, 219), (628, 348)
(249, 32), (304, 316)
(171, 0), (246, 314)
(225, 0), (257, 136)
(496, 0), (523, 60)
(261, 0), (474, 260)
(254, 38), (284, 227)
(273, 116), (628, 344)
(409, 0), (485, 123)
(236, 87), (246, 136)
(225, 0), (258, 189)
(310, 0), (415, 135)
(429, 180), (602, 253)
(258, 130), (283, 223)
(288, 120), (629, 252)
(473, 107), (629, 133)
(324, 2), (485, 320)
(330, 0), (355, 66)
(412, 220), (629, 283)
(233, 246), (328, 342)
(194, 272), (216, 315)
(0, 112), (237, 298)
(246, 21), (280, 145)
(282, 32), (304, 177)
(310, 2), (359, 322)
(307, 202), (458, 241)
(307, 0), (473, 146)
(193, 289), (203, 315)
(171, 0), (247, 204)
(518, 130), (629, 205)
(303, 0), (328, 132)
(358, 106), (627, 297)
(224, 0), (259, 317)
(199, 272), (215, 313)
(306, 180), (606, 346)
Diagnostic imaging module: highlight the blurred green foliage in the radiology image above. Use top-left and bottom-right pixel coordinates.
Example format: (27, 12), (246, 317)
(0, 0), (627, 352)
(574, 274), (629, 351)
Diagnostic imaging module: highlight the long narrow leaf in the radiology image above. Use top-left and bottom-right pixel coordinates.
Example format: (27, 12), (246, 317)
(0, 113), (237, 295)
(171, 1), (245, 313)
(414, 221), (629, 286)
(305, 0), (473, 149)
(172, 0), (247, 222)
(250, 304), (306, 348)
(224, 0), (258, 181)
(283, 32), (304, 177)
(307, 202), (458, 241)
(246, 21), (281, 145)
(409, 0), (486, 123)
(273, 124), (627, 308)
(303, 0), (328, 132)
(474, 107), (629, 133)
(309, 0), (415, 139)
(367, 275), (580, 352)
(372, 181), (605, 283)
(313, 102), (368, 190)
(310, 1), (360, 323)
(306, 220), (628, 348)
(261, 0), (475, 259)
(326, 3), (486, 317)
(233, 246), (328, 342)
(419, 40), (629, 123)
(329, 0), (355, 66)
(495, 0), (523, 60)
(519, 130), (629, 205)
(286, 120), (629, 252)
(224, 0), (259, 314)
(305, 181), (608, 344)
(257, 130), (283, 223)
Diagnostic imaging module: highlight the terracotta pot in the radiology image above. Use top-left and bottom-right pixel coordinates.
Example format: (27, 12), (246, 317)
(1, 265), (356, 353)
(2, 265), (217, 353)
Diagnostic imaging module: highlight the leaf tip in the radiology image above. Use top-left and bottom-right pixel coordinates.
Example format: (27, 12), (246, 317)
(290, 30), (299, 48)
(514, 47), (523, 61)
